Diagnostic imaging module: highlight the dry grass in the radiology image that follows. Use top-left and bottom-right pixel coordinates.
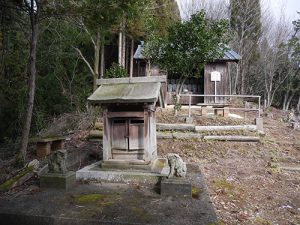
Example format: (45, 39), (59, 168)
(158, 107), (300, 224)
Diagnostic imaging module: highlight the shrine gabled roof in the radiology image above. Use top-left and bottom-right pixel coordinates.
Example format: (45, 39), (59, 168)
(88, 82), (161, 104)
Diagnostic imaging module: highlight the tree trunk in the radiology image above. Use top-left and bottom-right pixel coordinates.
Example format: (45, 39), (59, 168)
(19, 10), (39, 165)
(118, 31), (122, 66)
(121, 32), (126, 68)
(286, 93), (295, 111)
(118, 18), (126, 68)
(100, 43), (104, 78)
(129, 39), (134, 78)
(297, 96), (300, 112)
(93, 34), (100, 91)
(241, 66), (245, 94)
(282, 92), (289, 110)
(118, 31), (126, 68)
(233, 62), (239, 94)
(173, 74), (187, 115)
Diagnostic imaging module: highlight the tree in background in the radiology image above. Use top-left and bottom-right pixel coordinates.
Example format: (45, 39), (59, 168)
(145, 11), (229, 110)
(279, 15), (300, 111)
(16, 0), (46, 165)
(69, 0), (179, 89)
(230, 0), (262, 94)
(0, 0), (29, 142)
(69, 0), (137, 91)
(178, 0), (228, 21)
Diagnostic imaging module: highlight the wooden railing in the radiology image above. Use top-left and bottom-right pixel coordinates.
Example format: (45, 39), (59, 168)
(180, 94), (262, 118)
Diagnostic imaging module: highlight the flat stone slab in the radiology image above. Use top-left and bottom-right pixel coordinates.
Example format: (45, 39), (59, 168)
(0, 164), (217, 225)
(76, 162), (167, 184)
(161, 177), (192, 197)
(40, 171), (76, 190)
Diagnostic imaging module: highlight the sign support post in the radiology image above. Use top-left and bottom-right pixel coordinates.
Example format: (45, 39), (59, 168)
(210, 71), (221, 103)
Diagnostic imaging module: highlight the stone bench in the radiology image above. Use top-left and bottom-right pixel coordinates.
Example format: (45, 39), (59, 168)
(201, 106), (230, 117)
(30, 136), (66, 158)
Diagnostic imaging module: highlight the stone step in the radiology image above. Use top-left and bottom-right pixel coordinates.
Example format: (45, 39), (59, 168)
(76, 162), (166, 184)
(157, 132), (260, 142)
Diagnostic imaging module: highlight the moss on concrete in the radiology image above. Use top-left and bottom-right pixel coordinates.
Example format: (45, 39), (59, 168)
(192, 186), (202, 199)
(130, 206), (151, 222)
(73, 194), (106, 203)
(0, 166), (33, 192)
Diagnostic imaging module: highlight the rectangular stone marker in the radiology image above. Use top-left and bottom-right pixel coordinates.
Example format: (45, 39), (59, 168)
(224, 107), (230, 117)
(40, 171), (75, 190)
(161, 177), (192, 198)
(255, 117), (264, 132)
(201, 107), (208, 116)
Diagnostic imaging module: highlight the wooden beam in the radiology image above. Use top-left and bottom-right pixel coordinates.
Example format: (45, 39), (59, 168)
(107, 111), (144, 118)
(195, 125), (257, 132)
(203, 136), (260, 142)
(156, 123), (195, 131)
(157, 132), (260, 142)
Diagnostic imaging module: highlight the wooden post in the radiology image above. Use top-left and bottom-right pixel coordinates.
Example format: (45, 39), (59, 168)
(143, 107), (150, 162)
(130, 39), (134, 78)
(102, 108), (111, 161)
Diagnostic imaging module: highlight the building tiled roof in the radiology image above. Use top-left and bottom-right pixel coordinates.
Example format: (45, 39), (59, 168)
(133, 42), (241, 62)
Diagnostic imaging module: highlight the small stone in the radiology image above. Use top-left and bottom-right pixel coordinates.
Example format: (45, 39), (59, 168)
(28, 159), (40, 170)
(94, 122), (103, 130)
(151, 158), (170, 175)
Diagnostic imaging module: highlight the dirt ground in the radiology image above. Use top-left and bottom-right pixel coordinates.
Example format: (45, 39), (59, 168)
(0, 107), (299, 224)
(157, 107), (300, 224)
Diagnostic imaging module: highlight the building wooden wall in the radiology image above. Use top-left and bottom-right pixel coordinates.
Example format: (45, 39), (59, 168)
(204, 62), (229, 104)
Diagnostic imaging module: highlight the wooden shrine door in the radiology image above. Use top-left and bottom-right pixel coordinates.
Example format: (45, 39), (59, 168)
(111, 119), (144, 160)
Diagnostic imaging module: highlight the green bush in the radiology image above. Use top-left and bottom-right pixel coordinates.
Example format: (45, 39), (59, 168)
(104, 63), (128, 78)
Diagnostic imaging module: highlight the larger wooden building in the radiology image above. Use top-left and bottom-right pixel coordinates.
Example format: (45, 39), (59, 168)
(133, 43), (241, 105)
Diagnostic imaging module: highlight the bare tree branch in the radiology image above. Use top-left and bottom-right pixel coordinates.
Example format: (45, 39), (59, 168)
(73, 46), (94, 76)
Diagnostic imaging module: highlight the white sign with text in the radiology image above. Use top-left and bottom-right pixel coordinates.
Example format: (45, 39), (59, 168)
(211, 71), (221, 82)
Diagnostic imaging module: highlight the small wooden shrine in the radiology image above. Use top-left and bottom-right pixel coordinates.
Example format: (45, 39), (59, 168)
(88, 77), (164, 165)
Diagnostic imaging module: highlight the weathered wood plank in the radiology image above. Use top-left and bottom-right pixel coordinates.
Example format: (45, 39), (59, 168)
(195, 125), (257, 132)
(279, 166), (300, 172)
(30, 136), (66, 143)
(157, 133), (173, 139)
(157, 132), (202, 139)
(107, 111), (144, 118)
(156, 123), (195, 131)
(173, 133), (203, 139)
(203, 135), (260, 142)
(157, 132), (260, 142)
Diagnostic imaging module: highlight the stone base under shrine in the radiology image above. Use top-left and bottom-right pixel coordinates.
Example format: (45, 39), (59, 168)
(76, 158), (170, 184)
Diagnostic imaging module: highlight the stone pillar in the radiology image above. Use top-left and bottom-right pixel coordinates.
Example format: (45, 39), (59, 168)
(201, 107), (207, 116)
(224, 107), (230, 117)
(255, 118), (264, 132)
